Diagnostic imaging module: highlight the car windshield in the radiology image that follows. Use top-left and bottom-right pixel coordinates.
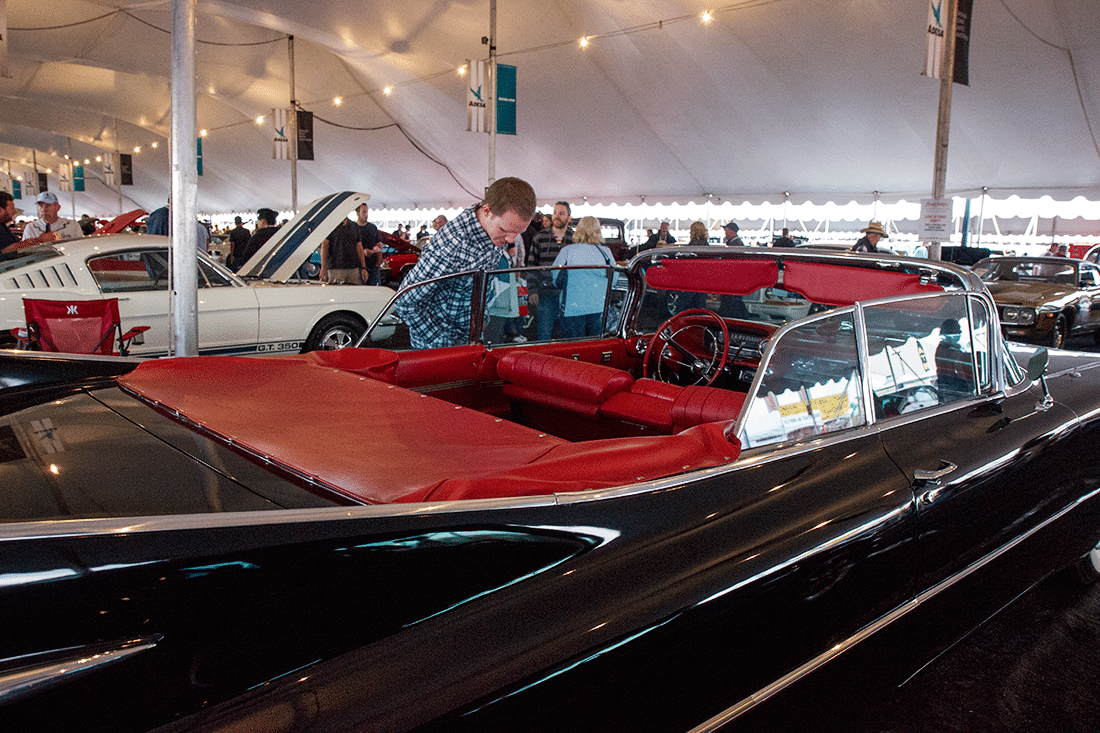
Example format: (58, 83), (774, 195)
(973, 258), (1078, 285)
(0, 244), (62, 273)
(362, 263), (628, 350)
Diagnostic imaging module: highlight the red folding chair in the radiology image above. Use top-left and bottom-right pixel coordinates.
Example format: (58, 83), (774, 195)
(12, 298), (149, 356)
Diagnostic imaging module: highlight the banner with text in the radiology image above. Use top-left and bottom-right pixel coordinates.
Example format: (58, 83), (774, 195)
(59, 162), (72, 192)
(296, 110), (314, 161)
(496, 64), (517, 136)
(103, 153), (116, 187)
(273, 108), (291, 159)
(0, 0), (10, 79)
(923, 0), (972, 86)
(467, 60), (488, 133)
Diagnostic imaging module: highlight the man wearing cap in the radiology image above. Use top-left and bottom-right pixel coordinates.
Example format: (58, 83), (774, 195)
(851, 221), (888, 253)
(22, 192), (84, 244)
(722, 222), (744, 246)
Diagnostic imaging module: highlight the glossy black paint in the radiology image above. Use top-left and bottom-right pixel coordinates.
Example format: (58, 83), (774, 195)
(3, 284), (1100, 730)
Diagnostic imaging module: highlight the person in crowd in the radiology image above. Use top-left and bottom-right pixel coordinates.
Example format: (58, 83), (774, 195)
(227, 216), (251, 268)
(145, 200), (169, 235)
(0, 191), (23, 256)
(432, 214), (448, 232)
(78, 213), (97, 236)
(527, 201), (574, 340)
(518, 211), (546, 268)
(233, 208), (280, 269)
(396, 177), (535, 349)
(688, 221), (709, 246)
(851, 221), (888, 253)
(22, 192), (84, 244)
(353, 203), (383, 285)
(643, 221), (677, 251)
(403, 224), (412, 240)
(551, 216), (616, 338)
(320, 215), (367, 285)
(774, 227), (796, 247)
(416, 225), (430, 243)
(143, 198), (212, 251)
(722, 221), (744, 246)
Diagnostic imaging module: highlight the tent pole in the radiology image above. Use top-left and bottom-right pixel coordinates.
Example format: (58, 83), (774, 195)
(169, 0), (199, 357)
(487, 0), (497, 187)
(289, 35), (299, 214)
(929, 0), (958, 261)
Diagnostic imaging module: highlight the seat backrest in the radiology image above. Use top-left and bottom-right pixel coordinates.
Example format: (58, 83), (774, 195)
(24, 298), (122, 355)
(671, 385), (746, 432)
(497, 351), (634, 407)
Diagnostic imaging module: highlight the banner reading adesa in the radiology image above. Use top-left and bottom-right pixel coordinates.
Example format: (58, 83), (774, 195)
(923, 0), (972, 86)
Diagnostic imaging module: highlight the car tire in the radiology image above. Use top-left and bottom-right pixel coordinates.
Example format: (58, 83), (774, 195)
(1050, 313), (1068, 349)
(1076, 539), (1100, 584)
(305, 313), (364, 351)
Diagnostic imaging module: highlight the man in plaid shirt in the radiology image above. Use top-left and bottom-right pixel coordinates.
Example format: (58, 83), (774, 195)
(397, 177), (536, 349)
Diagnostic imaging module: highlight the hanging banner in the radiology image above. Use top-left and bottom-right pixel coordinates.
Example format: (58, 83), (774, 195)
(467, 59), (487, 133)
(273, 107), (291, 160)
(119, 153), (133, 185)
(103, 153), (116, 187)
(12, 179), (20, 199)
(73, 164), (84, 192)
(196, 137), (203, 176)
(496, 64), (517, 136)
(923, 0), (972, 86)
(59, 162), (72, 192)
(21, 173), (34, 198)
(0, 0), (10, 79)
(37, 172), (48, 195)
(296, 110), (314, 161)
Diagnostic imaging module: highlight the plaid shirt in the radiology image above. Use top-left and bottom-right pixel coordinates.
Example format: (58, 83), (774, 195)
(396, 205), (502, 349)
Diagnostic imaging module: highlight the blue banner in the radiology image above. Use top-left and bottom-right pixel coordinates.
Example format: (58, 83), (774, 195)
(496, 64), (517, 136)
(73, 164), (85, 192)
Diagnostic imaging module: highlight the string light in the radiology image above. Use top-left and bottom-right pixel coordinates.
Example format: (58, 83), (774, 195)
(14, 4), (751, 166)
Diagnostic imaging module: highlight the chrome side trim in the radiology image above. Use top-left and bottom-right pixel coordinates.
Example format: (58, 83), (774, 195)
(0, 636), (161, 704)
(686, 482), (1100, 733)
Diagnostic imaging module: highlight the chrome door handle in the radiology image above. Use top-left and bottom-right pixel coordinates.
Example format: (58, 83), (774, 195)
(914, 461), (957, 483)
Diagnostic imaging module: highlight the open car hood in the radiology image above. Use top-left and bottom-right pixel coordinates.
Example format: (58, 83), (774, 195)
(237, 191), (369, 282)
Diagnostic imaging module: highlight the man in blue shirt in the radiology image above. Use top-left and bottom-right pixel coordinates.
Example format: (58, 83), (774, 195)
(397, 177), (535, 349)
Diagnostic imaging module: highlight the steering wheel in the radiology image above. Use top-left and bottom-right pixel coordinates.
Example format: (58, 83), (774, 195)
(643, 308), (730, 386)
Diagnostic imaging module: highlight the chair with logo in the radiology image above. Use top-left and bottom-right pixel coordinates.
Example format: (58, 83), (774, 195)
(12, 298), (149, 356)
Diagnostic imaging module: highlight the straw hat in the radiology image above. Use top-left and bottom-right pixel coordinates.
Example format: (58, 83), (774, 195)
(860, 221), (889, 238)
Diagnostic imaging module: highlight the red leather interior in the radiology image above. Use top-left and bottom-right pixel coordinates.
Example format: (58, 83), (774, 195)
(645, 258), (780, 295)
(782, 261), (943, 306)
(497, 351), (634, 406)
(119, 355), (741, 504)
(671, 386), (747, 433)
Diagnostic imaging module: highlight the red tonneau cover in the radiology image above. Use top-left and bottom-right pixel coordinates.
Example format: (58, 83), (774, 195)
(119, 356), (740, 504)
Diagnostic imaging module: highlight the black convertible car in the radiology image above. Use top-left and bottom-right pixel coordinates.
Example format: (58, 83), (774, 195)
(2, 247), (1100, 732)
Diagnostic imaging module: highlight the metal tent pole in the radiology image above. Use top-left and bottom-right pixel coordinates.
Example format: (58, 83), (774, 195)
(170, 0), (199, 357)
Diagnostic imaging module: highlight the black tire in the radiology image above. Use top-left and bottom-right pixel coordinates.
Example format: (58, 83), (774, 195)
(304, 313), (364, 351)
(1050, 313), (1068, 349)
(1076, 539), (1100, 584)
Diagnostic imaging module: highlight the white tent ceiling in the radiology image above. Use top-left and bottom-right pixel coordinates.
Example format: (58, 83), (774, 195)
(1, 0), (1098, 219)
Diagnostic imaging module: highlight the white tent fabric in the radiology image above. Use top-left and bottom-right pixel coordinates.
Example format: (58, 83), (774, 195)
(0, 0), (1097, 219)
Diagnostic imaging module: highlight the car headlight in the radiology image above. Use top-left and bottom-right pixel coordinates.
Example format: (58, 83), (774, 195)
(1002, 306), (1037, 325)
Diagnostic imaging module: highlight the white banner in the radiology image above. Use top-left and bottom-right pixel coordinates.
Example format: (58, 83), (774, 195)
(103, 153), (115, 187)
(59, 162), (72, 192)
(466, 59), (487, 133)
(273, 107), (291, 160)
(923, 0), (946, 78)
(0, 0), (9, 79)
(22, 172), (35, 197)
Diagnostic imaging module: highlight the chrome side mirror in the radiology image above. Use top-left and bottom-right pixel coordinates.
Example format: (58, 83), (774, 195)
(1028, 348), (1052, 411)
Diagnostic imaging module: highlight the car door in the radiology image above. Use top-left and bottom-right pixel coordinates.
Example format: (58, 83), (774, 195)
(1077, 262), (1100, 333)
(865, 293), (1083, 641)
(88, 249), (259, 356)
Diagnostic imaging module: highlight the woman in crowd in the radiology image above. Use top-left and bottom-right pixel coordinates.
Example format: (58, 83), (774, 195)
(551, 216), (616, 338)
